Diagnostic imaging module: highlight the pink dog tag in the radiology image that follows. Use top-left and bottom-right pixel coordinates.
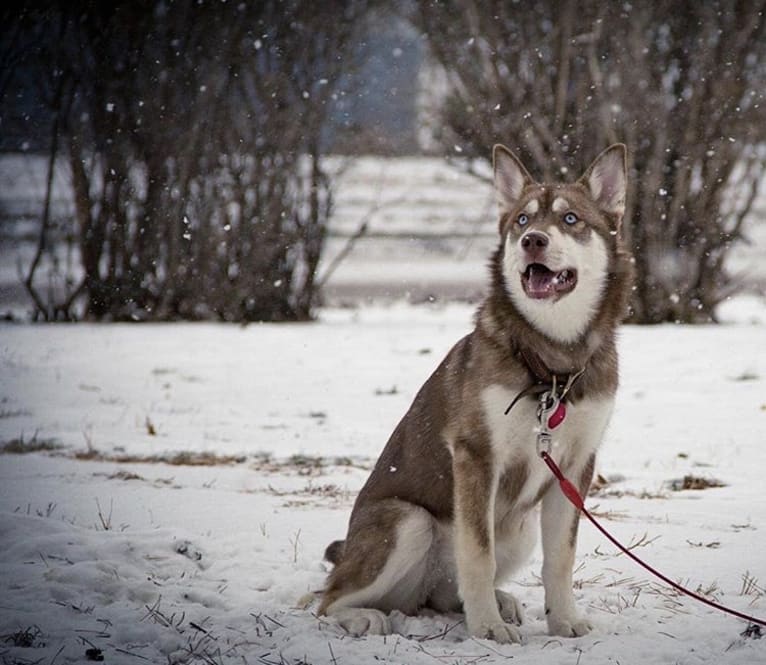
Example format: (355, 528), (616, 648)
(548, 401), (567, 429)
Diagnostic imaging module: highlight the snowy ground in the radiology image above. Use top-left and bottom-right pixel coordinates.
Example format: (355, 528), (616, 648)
(2, 152), (766, 663)
(2, 297), (766, 664)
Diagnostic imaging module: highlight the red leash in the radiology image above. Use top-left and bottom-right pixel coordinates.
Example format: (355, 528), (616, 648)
(540, 451), (766, 628)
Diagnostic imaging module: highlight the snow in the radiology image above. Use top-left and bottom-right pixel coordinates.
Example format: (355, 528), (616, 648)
(2, 298), (766, 664)
(2, 150), (766, 662)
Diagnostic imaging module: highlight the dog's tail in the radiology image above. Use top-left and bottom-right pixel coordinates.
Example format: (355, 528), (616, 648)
(324, 539), (345, 565)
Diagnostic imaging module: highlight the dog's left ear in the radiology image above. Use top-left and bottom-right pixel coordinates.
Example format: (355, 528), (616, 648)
(580, 144), (627, 219)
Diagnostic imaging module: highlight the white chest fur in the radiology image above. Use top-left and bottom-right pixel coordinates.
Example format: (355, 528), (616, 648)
(481, 384), (614, 507)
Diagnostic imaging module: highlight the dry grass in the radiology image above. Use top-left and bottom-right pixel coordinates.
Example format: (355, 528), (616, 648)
(0, 408), (31, 419)
(1, 431), (61, 454)
(14, 501), (57, 518)
(2, 625), (44, 648)
(589, 475), (668, 500)
(252, 453), (372, 477)
(686, 539), (721, 549)
(666, 475), (726, 491)
(65, 448), (372, 476)
(585, 505), (632, 521)
(260, 480), (353, 509)
(588, 576), (717, 618)
(740, 571), (765, 600)
(95, 498), (114, 531)
(592, 531), (661, 558)
(74, 448), (247, 466)
(3, 435), (373, 477)
(140, 596), (251, 664)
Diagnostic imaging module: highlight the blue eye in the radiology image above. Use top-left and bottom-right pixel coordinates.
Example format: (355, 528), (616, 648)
(518, 214), (529, 226)
(564, 212), (578, 225)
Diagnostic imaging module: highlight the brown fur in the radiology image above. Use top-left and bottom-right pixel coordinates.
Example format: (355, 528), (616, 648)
(319, 498), (413, 612)
(496, 462), (529, 522)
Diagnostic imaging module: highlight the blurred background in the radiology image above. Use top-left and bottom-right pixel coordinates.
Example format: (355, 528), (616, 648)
(1, 0), (765, 324)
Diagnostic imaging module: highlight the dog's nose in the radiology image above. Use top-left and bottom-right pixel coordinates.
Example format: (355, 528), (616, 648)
(521, 231), (549, 252)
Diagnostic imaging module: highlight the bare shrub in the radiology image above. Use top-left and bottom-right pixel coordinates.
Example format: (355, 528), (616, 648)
(6, 2), (375, 321)
(413, 0), (766, 322)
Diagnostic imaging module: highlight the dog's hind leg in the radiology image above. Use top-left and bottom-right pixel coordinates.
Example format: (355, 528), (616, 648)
(319, 499), (434, 636)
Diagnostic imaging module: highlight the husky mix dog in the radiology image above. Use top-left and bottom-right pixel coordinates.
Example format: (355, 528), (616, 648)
(318, 144), (634, 643)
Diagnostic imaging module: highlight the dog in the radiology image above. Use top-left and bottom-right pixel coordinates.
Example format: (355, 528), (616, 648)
(318, 144), (634, 643)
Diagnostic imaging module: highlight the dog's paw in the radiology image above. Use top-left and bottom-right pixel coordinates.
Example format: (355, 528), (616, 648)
(495, 589), (524, 625)
(547, 612), (592, 638)
(468, 617), (522, 644)
(335, 608), (391, 637)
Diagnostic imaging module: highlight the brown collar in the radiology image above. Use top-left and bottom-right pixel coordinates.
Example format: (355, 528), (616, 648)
(518, 346), (587, 400)
(518, 347), (570, 384)
(505, 349), (586, 416)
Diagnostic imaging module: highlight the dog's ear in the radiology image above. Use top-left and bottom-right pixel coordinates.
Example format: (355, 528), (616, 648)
(493, 144), (534, 219)
(580, 144), (627, 218)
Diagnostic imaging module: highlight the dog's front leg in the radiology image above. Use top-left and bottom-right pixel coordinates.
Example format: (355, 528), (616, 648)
(453, 441), (520, 644)
(540, 453), (595, 637)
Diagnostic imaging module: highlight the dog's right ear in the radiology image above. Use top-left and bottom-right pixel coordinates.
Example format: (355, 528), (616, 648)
(580, 143), (627, 219)
(493, 144), (534, 221)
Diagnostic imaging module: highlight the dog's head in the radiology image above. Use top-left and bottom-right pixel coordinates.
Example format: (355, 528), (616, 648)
(493, 144), (627, 344)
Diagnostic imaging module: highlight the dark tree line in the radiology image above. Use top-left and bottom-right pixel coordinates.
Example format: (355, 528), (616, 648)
(3, 1), (373, 321)
(3, 1), (765, 323)
(413, 0), (766, 323)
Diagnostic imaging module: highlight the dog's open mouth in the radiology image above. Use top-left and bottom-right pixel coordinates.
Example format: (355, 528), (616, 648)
(521, 263), (578, 299)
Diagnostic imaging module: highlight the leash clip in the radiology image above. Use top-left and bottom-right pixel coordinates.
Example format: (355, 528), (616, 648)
(536, 430), (552, 456)
(537, 386), (560, 425)
(536, 388), (558, 456)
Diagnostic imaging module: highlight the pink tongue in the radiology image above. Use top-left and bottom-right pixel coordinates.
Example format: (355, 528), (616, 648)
(528, 265), (555, 296)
